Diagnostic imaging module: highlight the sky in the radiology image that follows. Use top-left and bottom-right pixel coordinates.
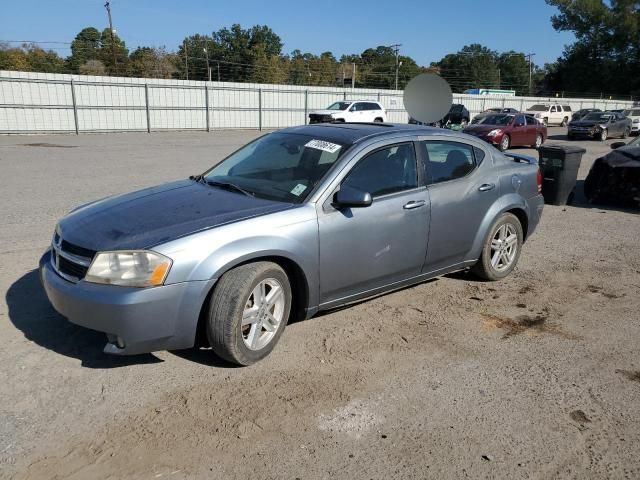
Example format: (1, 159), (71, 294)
(0, 0), (575, 66)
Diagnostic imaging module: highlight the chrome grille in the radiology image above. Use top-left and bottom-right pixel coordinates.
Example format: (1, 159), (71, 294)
(51, 233), (95, 282)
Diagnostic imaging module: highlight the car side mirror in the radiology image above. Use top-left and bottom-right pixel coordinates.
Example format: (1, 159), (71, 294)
(610, 141), (626, 150)
(333, 186), (372, 208)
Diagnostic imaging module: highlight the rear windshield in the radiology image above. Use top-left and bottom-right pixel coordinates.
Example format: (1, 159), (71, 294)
(477, 114), (513, 125)
(203, 133), (348, 203)
(528, 105), (548, 111)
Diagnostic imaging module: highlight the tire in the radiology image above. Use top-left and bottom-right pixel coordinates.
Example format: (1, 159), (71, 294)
(471, 213), (524, 281)
(599, 129), (607, 141)
(207, 261), (292, 366)
(561, 117), (568, 127)
(567, 133), (574, 140)
(543, 117), (548, 127)
(374, 117), (383, 123)
(622, 127), (630, 139)
(499, 134), (510, 152)
(533, 133), (543, 149)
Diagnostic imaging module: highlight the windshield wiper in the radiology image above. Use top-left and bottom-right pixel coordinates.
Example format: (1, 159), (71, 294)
(189, 174), (204, 182)
(204, 179), (255, 197)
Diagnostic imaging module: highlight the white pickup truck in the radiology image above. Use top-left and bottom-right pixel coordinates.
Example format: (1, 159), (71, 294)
(524, 104), (572, 126)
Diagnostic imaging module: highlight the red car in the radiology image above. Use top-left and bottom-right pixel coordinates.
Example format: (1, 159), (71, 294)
(463, 113), (547, 151)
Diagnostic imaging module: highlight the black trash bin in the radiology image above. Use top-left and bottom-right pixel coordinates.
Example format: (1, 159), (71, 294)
(538, 144), (586, 205)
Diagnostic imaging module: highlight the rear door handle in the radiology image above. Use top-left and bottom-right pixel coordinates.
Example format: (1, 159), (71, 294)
(478, 183), (495, 192)
(403, 200), (426, 210)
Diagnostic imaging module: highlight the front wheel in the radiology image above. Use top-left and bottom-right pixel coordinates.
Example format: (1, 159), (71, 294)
(499, 134), (510, 151)
(622, 127), (630, 139)
(207, 261), (292, 366)
(472, 213), (523, 281)
(599, 129), (608, 141)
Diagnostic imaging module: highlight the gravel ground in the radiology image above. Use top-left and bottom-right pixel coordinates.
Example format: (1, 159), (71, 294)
(1, 128), (639, 479)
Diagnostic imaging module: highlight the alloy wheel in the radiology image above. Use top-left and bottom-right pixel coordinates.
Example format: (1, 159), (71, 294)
(241, 278), (286, 350)
(490, 224), (518, 272)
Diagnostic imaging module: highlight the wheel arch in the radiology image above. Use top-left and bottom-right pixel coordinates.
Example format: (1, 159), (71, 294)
(465, 195), (531, 263)
(194, 253), (311, 347)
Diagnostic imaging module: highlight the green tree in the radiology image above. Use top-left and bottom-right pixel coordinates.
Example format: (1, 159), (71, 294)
(129, 47), (178, 79)
(67, 27), (101, 73)
(497, 52), (531, 95)
(99, 28), (129, 75)
(545, 0), (640, 97)
(435, 44), (500, 92)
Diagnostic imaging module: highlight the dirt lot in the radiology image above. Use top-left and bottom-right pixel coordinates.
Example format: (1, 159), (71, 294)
(1, 128), (639, 479)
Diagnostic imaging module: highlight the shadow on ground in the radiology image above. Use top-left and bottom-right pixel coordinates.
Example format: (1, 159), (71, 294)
(6, 269), (162, 368)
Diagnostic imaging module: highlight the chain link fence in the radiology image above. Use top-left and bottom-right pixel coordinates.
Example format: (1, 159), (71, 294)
(0, 71), (635, 134)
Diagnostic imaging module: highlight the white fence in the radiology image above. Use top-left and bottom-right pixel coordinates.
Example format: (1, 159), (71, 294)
(0, 70), (635, 134)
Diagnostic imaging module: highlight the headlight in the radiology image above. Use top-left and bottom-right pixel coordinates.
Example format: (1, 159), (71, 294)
(633, 119), (639, 124)
(85, 251), (172, 287)
(487, 129), (503, 137)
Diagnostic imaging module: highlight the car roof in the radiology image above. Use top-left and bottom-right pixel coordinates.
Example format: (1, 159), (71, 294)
(280, 123), (452, 144)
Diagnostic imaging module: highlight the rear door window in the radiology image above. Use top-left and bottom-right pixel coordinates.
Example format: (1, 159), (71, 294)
(420, 141), (476, 184)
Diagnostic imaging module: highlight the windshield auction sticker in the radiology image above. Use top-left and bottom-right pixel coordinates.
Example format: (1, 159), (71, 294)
(304, 139), (342, 153)
(290, 184), (308, 196)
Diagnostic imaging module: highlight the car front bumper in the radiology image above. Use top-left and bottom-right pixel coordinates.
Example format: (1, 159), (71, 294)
(568, 128), (598, 138)
(39, 250), (216, 355)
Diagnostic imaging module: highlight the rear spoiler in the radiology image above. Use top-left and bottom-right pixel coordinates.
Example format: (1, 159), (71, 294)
(505, 153), (538, 165)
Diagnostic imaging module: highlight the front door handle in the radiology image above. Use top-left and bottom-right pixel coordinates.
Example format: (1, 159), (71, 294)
(478, 183), (495, 192)
(403, 200), (426, 210)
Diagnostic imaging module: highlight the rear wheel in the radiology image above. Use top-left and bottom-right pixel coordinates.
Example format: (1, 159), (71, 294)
(533, 133), (543, 149)
(622, 127), (630, 139)
(543, 117), (548, 126)
(207, 262), (292, 366)
(374, 117), (383, 123)
(561, 117), (568, 127)
(472, 213), (523, 281)
(499, 134), (510, 151)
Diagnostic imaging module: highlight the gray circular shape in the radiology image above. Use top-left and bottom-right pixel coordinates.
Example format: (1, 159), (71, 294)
(403, 74), (453, 124)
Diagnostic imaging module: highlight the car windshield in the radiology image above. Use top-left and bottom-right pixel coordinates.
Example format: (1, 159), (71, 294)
(583, 113), (613, 122)
(327, 102), (351, 111)
(478, 114), (513, 126)
(449, 105), (464, 113)
(203, 133), (347, 203)
(623, 109), (640, 116)
(628, 135), (640, 147)
(528, 105), (548, 111)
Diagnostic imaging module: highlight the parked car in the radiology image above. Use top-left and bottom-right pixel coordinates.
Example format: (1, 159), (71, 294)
(40, 123), (544, 365)
(622, 108), (640, 135)
(571, 108), (601, 122)
(523, 104), (572, 126)
(463, 113), (547, 151)
(567, 111), (632, 141)
(584, 134), (640, 206)
(409, 104), (470, 128)
(472, 107), (519, 124)
(309, 101), (386, 124)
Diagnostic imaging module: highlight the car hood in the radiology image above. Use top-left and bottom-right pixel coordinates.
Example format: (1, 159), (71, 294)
(463, 125), (503, 134)
(57, 179), (296, 251)
(569, 120), (601, 128)
(310, 109), (341, 116)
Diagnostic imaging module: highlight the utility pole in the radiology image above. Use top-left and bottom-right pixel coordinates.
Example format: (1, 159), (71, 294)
(389, 43), (402, 90)
(184, 41), (189, 80)
(526, 53), (536, 95)
(104, 2), (117, 74)
(217, 62), (220, 82)
(203, 46), (211, 82)
(352, 63), (356, 89)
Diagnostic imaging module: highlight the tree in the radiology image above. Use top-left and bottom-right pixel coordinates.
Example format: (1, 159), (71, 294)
(79, 59), (106, 75)
(497, 52), (531, 95)
(68, 27), (101, 73)
(435, 44), (500, 92)
(545, 0), (640, 97)
(99, 28), (129, 75)
(0, 44), (31, 71)
(129, 47), (178, 79)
